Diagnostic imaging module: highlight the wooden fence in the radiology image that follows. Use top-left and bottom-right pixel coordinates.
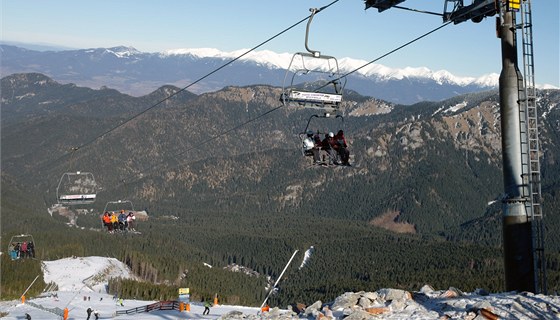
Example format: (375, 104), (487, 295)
(115, 300), (181, 315)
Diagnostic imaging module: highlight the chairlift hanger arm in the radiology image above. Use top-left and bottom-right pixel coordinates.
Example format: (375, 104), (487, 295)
(302, 112), (344, 134)
(305, 8), (321, 57)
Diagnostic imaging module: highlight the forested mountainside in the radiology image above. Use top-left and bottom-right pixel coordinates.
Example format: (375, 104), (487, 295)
(2, 73), (559, 305)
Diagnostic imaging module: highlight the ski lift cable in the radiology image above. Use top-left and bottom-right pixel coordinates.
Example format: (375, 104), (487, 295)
(342, 22), (452, 79)
(119, 104), (286, 186)
(65, 147), (80, 174)
(313, 21), (453, 93)
(313, 3), (498, 93)
(74, 1), (492, 191)
(126, 22), (464, 183)
(69, 1), (341, 152)
(392, 5), (443, 16)
(44, 0), (342, 169)
(86, 24), (452, 194)
(100, 7), (467, 190)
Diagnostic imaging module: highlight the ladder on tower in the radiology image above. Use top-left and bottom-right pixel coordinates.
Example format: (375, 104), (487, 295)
(516, 0), (546, 294)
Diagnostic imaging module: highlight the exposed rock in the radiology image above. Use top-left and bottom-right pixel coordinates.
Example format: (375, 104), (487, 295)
(477, 307), (499, 320)
(468, 300), (493, 312)
(357, 297), (372, 309)
(255, 286), (560, 319)
(377, 288), (412, 301)
(439, 287), (464, 298)
(388, 298), (406, 312)
(342, 309), (376, 320)
(420, 284), (435, 294)
(331, 292), (361, 310)
(364, 306), (389, 315)
(303, 300), (322, 318)
(360, 292), (379, 301)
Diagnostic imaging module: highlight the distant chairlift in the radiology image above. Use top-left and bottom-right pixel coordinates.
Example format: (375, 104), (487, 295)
(8, 234), (36, 260)
(102, 200), (138, 233)
(56, 171), (97, 205)
(280, 8), (347, 112)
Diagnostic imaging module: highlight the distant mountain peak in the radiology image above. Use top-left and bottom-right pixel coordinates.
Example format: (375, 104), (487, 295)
(161, 47), (293, 69)
(80, 46), (141, 58)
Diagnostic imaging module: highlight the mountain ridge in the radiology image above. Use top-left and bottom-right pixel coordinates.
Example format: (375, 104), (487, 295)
(0, 43), (509, 104)
(160, 47), (500, 87)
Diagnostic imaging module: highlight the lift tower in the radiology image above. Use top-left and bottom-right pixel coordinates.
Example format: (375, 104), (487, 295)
(497, 0), (535, 293)
(494, 0), (545, 293)
(365, 0), (545, 293)
(510, 0), (545, 294)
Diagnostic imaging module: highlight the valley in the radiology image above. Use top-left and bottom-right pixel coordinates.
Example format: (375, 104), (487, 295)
(1, 73), (559, 306)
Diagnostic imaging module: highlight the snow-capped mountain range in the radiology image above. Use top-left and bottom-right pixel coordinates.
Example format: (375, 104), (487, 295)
(162, 47), (499, 87)
(2, 43), (550, 104)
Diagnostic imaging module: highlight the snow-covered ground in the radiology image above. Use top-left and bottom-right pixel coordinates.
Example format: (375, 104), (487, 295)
(0, 256), (261, 319)
(1, 256), (559, 319)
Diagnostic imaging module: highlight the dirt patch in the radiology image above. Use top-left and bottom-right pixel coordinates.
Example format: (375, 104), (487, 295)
(369, 210), (416, 234)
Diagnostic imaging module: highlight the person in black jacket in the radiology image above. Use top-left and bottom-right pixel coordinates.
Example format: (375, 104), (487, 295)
(321, 132), (339, 165)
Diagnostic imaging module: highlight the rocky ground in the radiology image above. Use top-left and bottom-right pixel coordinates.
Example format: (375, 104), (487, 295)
(218, 286), (560, 320)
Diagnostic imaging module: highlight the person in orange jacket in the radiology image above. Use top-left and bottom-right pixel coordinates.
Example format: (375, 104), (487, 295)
(102, 211), (112, 232)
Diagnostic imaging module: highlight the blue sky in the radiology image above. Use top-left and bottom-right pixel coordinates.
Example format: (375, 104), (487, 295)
(2, 0), (558, 86)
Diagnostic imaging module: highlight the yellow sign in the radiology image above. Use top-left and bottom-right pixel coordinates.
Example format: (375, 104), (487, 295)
(508, 0), (520, 11)
(178, 288), (190, 294)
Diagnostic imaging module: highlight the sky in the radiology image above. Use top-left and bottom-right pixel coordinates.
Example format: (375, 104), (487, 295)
(1, 0), (559, 87)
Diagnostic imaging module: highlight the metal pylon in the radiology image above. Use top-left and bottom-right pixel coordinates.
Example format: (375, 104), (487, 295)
(516, 0), (546, 294)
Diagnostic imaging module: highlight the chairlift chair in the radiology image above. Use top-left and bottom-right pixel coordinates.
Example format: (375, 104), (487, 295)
(280, 8), (347, 112)
(8, 234), (36, 260)
(56, 171), (97, 205)
(102, 200), (138, 233)
(299, 112), (344, 157)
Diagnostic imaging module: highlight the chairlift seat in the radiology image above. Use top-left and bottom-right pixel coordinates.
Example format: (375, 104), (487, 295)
(59, 194), (96, 204)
